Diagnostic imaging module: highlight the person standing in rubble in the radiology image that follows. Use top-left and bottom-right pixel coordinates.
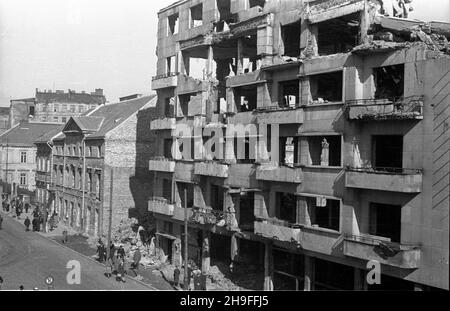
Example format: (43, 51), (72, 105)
(132, 247), (141, 272)
(116, 257), (126, 283)
(0, 214), (3, 230)
(97, 239), (105, 263)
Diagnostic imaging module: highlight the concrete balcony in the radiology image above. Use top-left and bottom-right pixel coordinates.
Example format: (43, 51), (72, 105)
(194, 161), (229, 178)
(345, 167), (423, 193)
(254, 220), (301, 243)
(172, 205), (193, 222)
(346, 96), (424, 121)
(150, 117), (176, 130)
(343, 235), (421, 269)
(151, 72), (178, 90)
(255, 107), (304, 124)
(148, 197), (174, 217)
(148, 157), (176, 173)
(256, 164), (302, 183)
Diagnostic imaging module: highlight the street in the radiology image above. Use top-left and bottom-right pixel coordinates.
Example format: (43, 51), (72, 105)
(0, 211), (154, 290)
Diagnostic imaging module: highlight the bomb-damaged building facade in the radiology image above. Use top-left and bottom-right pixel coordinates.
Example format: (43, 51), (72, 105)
(148, 0), (450, 290)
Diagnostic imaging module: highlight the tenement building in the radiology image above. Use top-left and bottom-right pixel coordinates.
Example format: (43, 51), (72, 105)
(148, 0), (449, 290)
(0, 121), (61, 197)
(9, 88), (106, 127)
(50, 95), (156, 237)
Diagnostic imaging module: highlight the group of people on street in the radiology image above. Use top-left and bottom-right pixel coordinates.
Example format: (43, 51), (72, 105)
(97, 240), (134, 283)
(2, 195), (31, 219)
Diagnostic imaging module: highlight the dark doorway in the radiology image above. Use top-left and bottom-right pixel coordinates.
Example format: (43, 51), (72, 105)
(369, 202), (401, 243)
(373, 135), (403, 170)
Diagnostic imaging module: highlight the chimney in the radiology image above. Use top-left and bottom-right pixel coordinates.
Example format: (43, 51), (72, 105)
(94, 88), (103, 96)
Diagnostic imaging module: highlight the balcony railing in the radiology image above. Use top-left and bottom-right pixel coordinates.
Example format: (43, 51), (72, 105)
(151, 72), (179, 81)
(345, 166), (423, 193)
(343, 234), (421, 269)
(151, 72), (179, 90)
(148, 156), (176, 172)
(190, 206), (237, 227)
(256, 163), (303, 183)
(346, 96), (424, 120)
(148, 197), (175, 216)
(255, 106), (304, 124)
(194, 160), (229, 178)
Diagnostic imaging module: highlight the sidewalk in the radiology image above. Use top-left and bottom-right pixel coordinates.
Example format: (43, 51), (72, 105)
(1, 209), (173, 290)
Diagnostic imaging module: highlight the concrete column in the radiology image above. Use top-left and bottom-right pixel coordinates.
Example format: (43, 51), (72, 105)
(304, 256), (313, 291)
(237, 38), (244, 75)
(297, 196), (311, 226)
(309, 24), (319, 57)
(359, 5), (370, 44)
(206, 45), (214, 77)
(263, 242), (273, 291)
(201, 230), (211, 274)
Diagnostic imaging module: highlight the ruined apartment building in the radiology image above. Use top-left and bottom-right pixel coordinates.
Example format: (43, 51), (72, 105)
(148, 0), (449, 291)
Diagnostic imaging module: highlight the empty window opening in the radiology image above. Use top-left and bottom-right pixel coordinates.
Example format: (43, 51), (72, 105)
(233, 137), (255, 164)
(279, 80), (300, 108)
(374, 64), (404, 100)
(187, 56), (207, 80)
(238, 35), (259, 74)
(216, 0), (232, 31)
(308, 197), (340, 231)
(372, 135), (403, 170)
(162, 179), (172, 202)
(177, 182), (194, 208)
(167, 13), (179, 35)
(238, 239), (264, 268)
(164, 97), (175, 117)
(317, 12), (360, 55)
(273, 250), (304, 290)
(210, 184), (224, 211)
(249, 0), (266, 8)
(163, 138), (173, 159)
(307, 135), (341, 167)
(190, 4), (203, 28)
(234, 85), (257, 112)
(178, 92), (196, 117)
(210, 233), (231, 263)
(369, 203), (401, 243)
(310, 71), (343, 103)
(166, 56), (176, 74)
(29, 106), (35, 116)
(238, 192), (255, 231)
(281, 22), (301, 57)
(275, 192), (297, 224)
(314, 258), (354, 290)
(279, 136), (298, 165)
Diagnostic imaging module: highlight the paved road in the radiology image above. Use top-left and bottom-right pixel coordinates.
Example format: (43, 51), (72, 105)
(0, 212), (154, 290)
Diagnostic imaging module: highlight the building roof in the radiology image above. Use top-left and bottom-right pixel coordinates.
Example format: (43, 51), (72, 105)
(36, 90), (105, 105)
(0, 107), (10, 115)
(34, 124), (65, 144)
(10, 97), (35, 103)
(0, 121), (62, 147)
(56, 95), (156, 141)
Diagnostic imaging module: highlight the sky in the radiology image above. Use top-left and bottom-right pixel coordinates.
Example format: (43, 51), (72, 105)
(0, 0), (449, 106)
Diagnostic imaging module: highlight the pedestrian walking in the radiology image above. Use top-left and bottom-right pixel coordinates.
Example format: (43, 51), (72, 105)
(173, 266), (180, 288)
(109, 242), (116, 260)
(97, 239), (105, 263)
(24, 217), (31, 231)
(32, 218), (37, 232)
(116, 257), (126, 283)
(105, 257), (113, 278)
(117, 245), (125, 259)
(24, 202), (30, 214)
(62, 230), (68, 244)
(132, 248), (141, 271)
